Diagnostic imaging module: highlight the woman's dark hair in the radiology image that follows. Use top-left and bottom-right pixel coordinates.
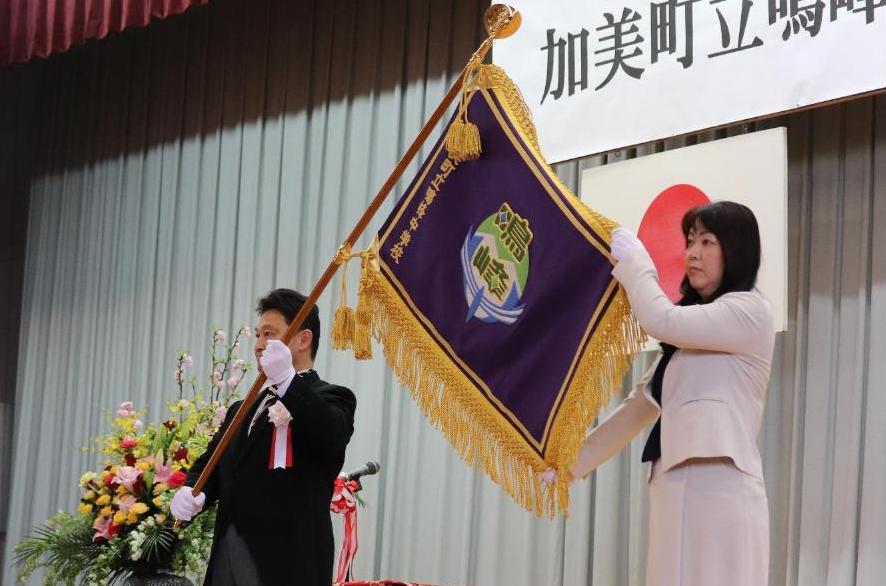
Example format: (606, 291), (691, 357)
(677, 201), (761, 306)
(256, 288), (321, 359)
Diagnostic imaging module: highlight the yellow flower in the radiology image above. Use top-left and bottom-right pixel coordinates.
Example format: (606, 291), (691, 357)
(83, 490), (96, 501)
(78, 503), (93, 516)
(136, 461), (150, 472)
(96, 494), (111, 506)
(79, 472), (97, 487)
(153, 483), (169, 495)
(152, 496), (165, 508)
(116, 484), (128, 496)
(100, 506), (113, 517)
(155, 513), (167, 524)
(130, 502), (149, 515)
(126, 512), (139, 525)
(113, 510), (126, 525)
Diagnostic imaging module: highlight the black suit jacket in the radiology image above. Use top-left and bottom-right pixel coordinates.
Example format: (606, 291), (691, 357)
(186, 370), (357, 585)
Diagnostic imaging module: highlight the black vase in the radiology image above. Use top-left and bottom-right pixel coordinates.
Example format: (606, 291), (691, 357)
(123, 570), (195, 586)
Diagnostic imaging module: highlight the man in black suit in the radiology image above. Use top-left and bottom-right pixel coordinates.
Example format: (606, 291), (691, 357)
(171, 288), (357, 585)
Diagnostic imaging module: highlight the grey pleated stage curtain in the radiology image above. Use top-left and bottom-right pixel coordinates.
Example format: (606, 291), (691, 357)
(1, 1), (884, 585)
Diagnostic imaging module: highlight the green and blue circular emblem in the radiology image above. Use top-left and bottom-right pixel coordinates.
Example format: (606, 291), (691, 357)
(461, 203), (534, 325)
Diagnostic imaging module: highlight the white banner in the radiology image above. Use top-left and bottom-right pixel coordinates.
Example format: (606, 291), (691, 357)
(493, 0), (886, 162)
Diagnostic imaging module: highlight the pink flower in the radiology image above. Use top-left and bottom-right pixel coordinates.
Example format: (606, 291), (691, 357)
(174, 368), (184, 384)
(214, 329), (227, 342)
(211, 406), (227, 427)
(93, 516), (112, 542)
(120, 437), (138, 450)
(232, 359), (247, 373)
(116, 401), (135, 417)
(154, 460), (171, 484)
(226, 376), (240, 389)
(132, 419), (143, 431)
(114, 466), (141, 492)
(240, 326), (251, 338)
(181, 354), (193, 368)
(212, 371), (222, 387)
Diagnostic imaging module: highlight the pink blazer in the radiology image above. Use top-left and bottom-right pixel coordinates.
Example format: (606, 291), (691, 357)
(570, 247), (775, 480)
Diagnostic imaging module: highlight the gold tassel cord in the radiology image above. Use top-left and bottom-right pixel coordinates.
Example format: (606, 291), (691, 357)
(445, 60), (483, 163)
(352, 251), (375, 360)
(331, 258), (355, 351)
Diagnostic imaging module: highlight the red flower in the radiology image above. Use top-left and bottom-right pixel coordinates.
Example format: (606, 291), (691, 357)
(103, 474), (118, 490)
(167, 470), (187, 488)
(163, 420), (177, 431)
(120, 437), (138, 450)
(131, 478), (145, 496)
(108, 522), (121, 538)
(124, 453), (136, 467)
(174, 447), (189, 462)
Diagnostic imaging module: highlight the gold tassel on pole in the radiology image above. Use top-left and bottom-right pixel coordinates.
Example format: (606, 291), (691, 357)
(445, 61), (483, 163)
(331, 270), (355, 350)
(352, 251), (375, 360)
(330, 245), (356, 350)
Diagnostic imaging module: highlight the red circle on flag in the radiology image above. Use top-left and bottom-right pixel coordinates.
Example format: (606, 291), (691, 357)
(637, 184), (711, 302)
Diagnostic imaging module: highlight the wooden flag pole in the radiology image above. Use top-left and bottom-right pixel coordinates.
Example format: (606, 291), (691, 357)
(185, 4), (521, 502)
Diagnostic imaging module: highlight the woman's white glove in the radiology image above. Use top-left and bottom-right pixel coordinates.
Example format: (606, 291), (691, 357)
(539, 468), (574, 486)
(260, 340), (296, 385)
(610, 227), (646, 263)
(170, 486), (206, 522)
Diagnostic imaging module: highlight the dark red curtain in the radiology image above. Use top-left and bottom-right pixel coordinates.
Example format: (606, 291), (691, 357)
(1, 0), (209, 68)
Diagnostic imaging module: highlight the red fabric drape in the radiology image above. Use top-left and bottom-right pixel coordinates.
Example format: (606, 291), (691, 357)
(1, 0), (209, 69)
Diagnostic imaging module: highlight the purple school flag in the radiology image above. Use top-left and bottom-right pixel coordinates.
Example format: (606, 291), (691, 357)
(349, 65), (644, 517)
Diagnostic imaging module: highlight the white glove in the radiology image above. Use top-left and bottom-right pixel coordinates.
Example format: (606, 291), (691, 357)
(538, 468), (574, 486)
(610, 227), (646, 263)
(170, 486), (206, 522)
(260, 340), (296, 385)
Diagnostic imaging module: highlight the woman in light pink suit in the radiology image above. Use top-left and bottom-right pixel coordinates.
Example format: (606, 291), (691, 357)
(561, 201), (774, 586)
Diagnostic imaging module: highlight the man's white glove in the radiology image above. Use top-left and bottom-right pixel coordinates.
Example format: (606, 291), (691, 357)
(260, 340), (296, 386)
(170, 486), (206, 522)
(610, 227), (646, 263)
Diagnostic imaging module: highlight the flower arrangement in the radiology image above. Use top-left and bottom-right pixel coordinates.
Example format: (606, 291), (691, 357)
(15, 326), (253, 585)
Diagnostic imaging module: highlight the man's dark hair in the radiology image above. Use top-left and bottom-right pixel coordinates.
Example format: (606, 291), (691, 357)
(677, 201), (762, 306)
(256, 288), (321, 359)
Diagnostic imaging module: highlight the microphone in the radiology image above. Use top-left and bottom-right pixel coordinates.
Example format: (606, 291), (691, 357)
(345, 460), (381, 481)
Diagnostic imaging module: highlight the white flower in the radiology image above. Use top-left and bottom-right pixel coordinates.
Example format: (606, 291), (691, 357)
(132, 419), (143, 431)
(182, 354), (193, 368)
(267, 402), (292, 427)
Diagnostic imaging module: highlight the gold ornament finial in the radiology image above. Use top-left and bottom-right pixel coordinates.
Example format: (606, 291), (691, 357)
(485, 4), (521, 39)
